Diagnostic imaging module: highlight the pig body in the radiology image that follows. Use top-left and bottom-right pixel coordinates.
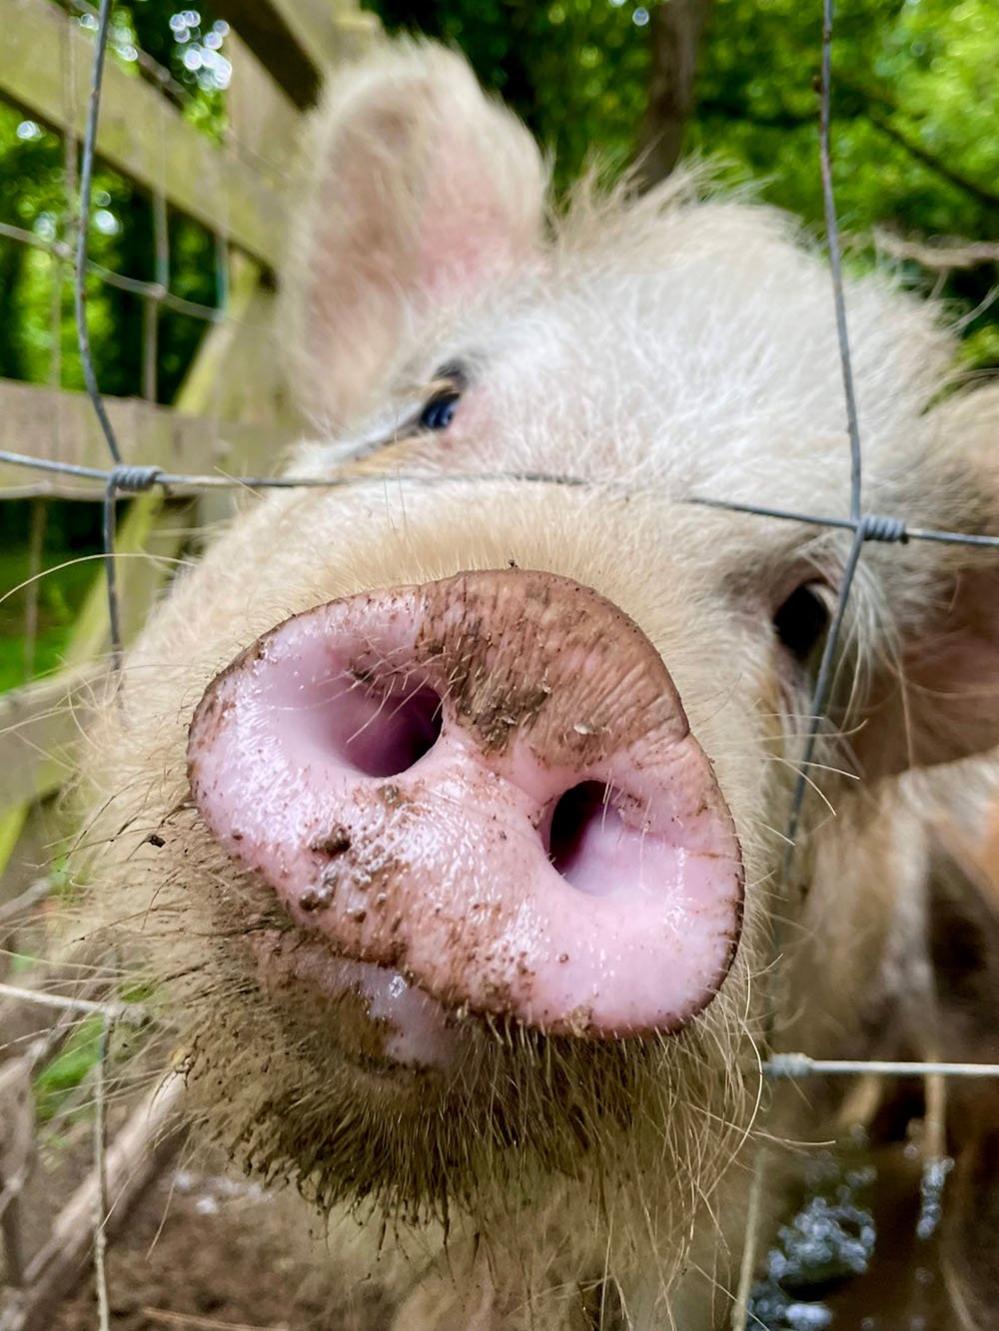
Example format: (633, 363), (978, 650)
(79, 43), (999, 1330)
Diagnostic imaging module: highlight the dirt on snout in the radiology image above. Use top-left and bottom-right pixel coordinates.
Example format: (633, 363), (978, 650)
(52, 1166), (387, 1331)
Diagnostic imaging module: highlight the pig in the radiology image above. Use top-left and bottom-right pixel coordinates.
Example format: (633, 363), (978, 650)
(78, 40), (999, 1331)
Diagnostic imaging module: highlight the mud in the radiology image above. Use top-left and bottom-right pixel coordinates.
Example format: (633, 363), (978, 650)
(49, 1137), (960, 1331)
(52, 1166), (382, 1331)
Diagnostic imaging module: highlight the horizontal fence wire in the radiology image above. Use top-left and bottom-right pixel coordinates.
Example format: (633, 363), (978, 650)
(766, 1053), (999, 1081)
(5, 448), (999, 551)
(0, 219), (221, 323)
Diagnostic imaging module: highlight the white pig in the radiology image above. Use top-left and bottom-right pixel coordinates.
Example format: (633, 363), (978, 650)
(79, 40), (999, 1330)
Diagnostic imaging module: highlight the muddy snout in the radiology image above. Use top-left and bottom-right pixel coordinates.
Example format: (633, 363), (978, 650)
(187, 569), (744, 1046)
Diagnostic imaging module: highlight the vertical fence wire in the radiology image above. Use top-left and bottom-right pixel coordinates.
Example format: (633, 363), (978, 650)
(769, 0), (884, 998)
(210, 129), (232, 481)
(73, 0), (121, 468)
(738, 0), (954, 1316)
(92, 1015), (112, 1331)
(738, 0), (877, 1316)
(144, 100), (170, 407)
(21, 502), (46, 684)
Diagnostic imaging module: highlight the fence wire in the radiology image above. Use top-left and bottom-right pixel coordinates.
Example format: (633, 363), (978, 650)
(2, 0), (999, 1326)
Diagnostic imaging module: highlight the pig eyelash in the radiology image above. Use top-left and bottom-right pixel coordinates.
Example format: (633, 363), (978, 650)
(332, 365), (467, 464)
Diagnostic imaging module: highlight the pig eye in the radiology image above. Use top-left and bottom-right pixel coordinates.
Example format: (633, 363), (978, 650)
(417, 362), (466, 432)
(418, 390), (460, 432)
(773, 582), (832, 666)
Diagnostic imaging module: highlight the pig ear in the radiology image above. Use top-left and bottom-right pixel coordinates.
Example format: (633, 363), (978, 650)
(853, 386), (999, 777)
(280, 42), (547, 427)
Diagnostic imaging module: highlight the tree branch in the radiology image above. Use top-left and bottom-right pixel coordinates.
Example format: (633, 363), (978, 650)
(865, 109), (999, 213)
(875, 230), (999, 271)
(697, 85), (999, 213)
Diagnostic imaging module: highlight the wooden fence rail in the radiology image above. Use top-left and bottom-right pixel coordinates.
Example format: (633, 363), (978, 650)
(3, 0), (286, 265)
(0, 380), (293, 498)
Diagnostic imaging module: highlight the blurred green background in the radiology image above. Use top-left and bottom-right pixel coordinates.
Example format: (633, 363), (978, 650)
(1, 0), (997, 691)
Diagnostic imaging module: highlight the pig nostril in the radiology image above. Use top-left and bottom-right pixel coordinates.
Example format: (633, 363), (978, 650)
(328, 677), (443, 779)
(546, 781), (623, 896)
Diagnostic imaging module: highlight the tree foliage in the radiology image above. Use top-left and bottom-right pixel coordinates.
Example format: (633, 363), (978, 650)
(691, 0), (999, 367)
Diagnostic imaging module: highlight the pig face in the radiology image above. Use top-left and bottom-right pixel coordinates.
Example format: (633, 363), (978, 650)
(83, 40), (999, 1288)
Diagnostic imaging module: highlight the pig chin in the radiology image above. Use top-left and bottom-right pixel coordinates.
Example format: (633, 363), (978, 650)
(188, 569), (745, 1055)
(248, 928), (465, 1074)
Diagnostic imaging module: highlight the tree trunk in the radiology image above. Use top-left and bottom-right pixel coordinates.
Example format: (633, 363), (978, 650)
(637, 0), (715, 190)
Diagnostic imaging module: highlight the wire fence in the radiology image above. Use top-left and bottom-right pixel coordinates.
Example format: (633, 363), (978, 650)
(1, 0), (999, 1327)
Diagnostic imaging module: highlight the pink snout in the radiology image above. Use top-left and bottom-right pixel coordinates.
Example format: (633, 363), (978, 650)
(188, 570), (744, 1047)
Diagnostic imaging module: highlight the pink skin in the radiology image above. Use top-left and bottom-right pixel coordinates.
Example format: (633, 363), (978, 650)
(249, 936), (461, 1068)
(188, 570), (744, 1067)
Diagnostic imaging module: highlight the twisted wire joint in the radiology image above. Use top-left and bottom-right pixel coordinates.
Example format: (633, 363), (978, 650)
(858, 513), (908, 543)
(106, 464), (165, 494)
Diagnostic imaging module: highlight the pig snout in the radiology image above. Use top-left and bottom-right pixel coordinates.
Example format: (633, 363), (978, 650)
(187, 569), (744, 1046)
